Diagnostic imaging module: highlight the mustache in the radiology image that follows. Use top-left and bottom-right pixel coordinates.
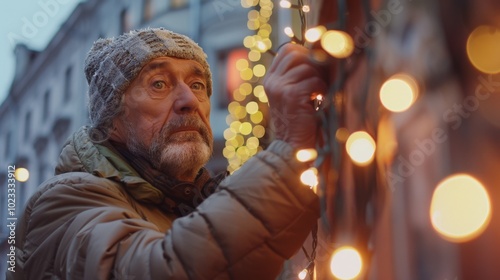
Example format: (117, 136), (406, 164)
(159, 116), (212, 145)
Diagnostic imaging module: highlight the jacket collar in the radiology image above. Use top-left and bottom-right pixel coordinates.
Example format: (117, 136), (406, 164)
(56, 126), (164, 204)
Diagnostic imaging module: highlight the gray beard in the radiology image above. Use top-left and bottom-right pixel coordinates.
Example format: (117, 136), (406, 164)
(124, 116), (213, 181)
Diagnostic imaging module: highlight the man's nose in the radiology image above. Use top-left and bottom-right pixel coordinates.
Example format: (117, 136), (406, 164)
(173, 83), (199, 114)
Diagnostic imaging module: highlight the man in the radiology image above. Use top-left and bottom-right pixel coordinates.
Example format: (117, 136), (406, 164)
(8, 27), (325, 279)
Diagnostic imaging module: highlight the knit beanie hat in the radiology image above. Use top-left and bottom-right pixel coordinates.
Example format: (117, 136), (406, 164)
(84, 27), (212, 141)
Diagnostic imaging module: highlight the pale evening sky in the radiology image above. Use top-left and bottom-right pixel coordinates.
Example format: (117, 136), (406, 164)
(0, 0), (84, 104)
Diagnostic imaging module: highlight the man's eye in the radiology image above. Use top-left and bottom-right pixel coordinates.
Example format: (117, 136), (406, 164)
(153, 81), (166, 90)
(191, 82), (205, 91)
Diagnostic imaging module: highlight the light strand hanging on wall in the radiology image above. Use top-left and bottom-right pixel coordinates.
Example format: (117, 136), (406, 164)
(278, 0), (380, 279)
(223, 0), (274, 173)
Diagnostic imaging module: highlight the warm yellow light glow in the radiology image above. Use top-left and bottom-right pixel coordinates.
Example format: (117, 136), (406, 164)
(240, 68), (254, 80)
(253, 85), (265, 98)
(298, 269), (308, 280)
(258, 29), (271, 38)
(279, 0), (291, 8)
(233, 106), (247, 119)
(241, 0), (259, 8)
(239, 82), (253, 95)
(234, 90), (246, 101)
(335, 128), (349, 143)
(250, 111), (263, 124)
(302, 5), (310, 12)
(430, 174), (491, 243)
(246, 101), (259, 114)
(256, 41), (267, 52)
(321, 30), (354, 58)
(346, 131), (376, 166)
(243, 36), (255, 48)
(330, 246), (363, 280)
(380, 74), (419, 113)
(253, 64), (266, 77)
(305, 26), (326, 43)
(248, 9), (259, 20)
(296, 149), (318, 162)
(226, 0), (273, 173)
(239, 122), (253, 135)
(284, 26), (294, 38)
(235, 59), (249, 71)
(253, 125), (266, 138)
(246, 137), (260, 149)
(259, 23), (272, 33)
(258, 94), (268, 103)
(223, 146), (236, 158)
(300, 168), (319, 188)
(224, 128), (236, 140)
(466, 25), (500, 74)
(15, 168), (30, 182)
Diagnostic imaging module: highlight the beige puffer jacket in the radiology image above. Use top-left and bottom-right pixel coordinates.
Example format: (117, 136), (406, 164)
(8, 126), (319, 280)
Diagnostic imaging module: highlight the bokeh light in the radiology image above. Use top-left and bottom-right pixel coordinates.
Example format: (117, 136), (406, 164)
(305, 26), (326, 43)
(298, 269), (308, 280)
(300, 167), (319, 190)
(321, 30), (354, 58)
(279, 0), (291, 8)
(284, 26), (294, 38)
(296, 148), (318, 162)
(15, 168), (30, 182)
(466, 25), (500, 74)
(330, 246), (363, 280)
(380, 74), (419, 112)
(430, 174), (491, 243)
(346, 131), (376, 166)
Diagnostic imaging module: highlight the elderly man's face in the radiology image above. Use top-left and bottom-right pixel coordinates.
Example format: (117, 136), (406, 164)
(113, 56), (213, 181)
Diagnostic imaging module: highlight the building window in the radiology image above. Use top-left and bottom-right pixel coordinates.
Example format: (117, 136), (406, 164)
(43, 90), (50, 121)
(143, 0), (153, 22)
(24, 111), (31, 141)
(170, 0), (188, 9)
(64, 66), (72, 102)
(120, 8), (132, 33)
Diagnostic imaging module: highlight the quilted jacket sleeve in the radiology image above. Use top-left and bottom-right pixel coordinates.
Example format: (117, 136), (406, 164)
(13, 140), (319, 280)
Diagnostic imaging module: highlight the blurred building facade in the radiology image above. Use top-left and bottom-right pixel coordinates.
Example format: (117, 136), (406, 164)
(0, 0), (251, 275)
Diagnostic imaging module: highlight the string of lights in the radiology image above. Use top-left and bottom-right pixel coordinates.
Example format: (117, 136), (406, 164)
(223, 0), (275, 173)
(232, 0), (498, 279)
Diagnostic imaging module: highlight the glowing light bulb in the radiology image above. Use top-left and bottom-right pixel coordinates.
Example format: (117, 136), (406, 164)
(15, 168), (30, 182)
(300, 167), (318, 189)
(235, 59), (249, 71)
(466, 25), (500, 74)
(279, 0), (291, 8)
(330, 246), (363, 280)
(239, 122), (253, 135)
(380, 74), (418, 112)
(305, 26), (326, 43)
(296, 148), (318, 162)
(246, 101), (259, 114)
(346, 131), (376, 166)
(253, 64), (266, 77)
(256, 41), (267, 52)
(284, 26), (294, 38)
(302, 5), (310, 12)
(430, 174), (491, 243)
(298, 269), (308, 280)
(321, 30), (354, 58)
